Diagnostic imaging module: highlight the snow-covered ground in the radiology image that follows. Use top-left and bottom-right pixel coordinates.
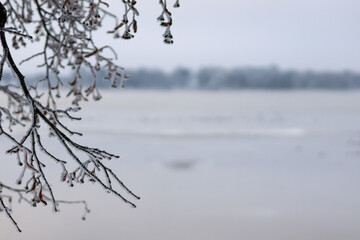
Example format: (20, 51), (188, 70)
(1, 90), (360, 240)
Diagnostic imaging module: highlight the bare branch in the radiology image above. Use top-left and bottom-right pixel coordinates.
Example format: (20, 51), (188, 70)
(0, 0), (181, 232)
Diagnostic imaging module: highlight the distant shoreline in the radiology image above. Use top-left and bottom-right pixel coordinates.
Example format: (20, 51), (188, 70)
(2, 66), (360, 90)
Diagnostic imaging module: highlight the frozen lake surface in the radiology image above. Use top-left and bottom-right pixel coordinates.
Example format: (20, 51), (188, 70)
(1, 90), (360, 240)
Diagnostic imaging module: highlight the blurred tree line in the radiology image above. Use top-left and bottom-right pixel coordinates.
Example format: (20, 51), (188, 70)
(121, 66), (360, 89)
(3, 66), (360, 90)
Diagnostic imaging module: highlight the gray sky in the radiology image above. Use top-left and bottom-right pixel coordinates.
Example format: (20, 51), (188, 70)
(109, 0), (360, 72)
(15, 0), (360, 72)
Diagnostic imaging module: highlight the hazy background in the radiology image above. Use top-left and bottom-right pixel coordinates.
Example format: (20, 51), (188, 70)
(2, 1), (360, 240)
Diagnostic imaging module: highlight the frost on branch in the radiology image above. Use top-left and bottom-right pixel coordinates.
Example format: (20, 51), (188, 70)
(0, 0), (180, 232)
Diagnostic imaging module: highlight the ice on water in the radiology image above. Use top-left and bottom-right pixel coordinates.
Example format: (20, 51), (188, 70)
(1, 90), (360, 240)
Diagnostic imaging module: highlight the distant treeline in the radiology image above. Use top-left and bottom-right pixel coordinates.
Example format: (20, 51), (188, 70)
(3, 66), (360, 90)
(125, 66), (360, 90)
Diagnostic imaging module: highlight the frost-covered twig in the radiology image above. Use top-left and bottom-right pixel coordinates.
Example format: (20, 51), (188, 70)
(0, 0), (180, 232)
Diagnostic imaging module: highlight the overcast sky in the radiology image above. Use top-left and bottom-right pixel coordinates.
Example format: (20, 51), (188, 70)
(16, 0), (360, 73)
